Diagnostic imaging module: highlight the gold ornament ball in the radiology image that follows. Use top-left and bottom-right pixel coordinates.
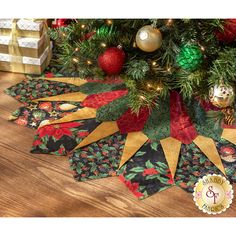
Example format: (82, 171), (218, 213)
(209, 83), (235, 108)
(135, 25), (162, 52)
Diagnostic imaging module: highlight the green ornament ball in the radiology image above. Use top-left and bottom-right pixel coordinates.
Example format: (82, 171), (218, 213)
(96, 25), (115, 37)
(176, 44), (203, 71)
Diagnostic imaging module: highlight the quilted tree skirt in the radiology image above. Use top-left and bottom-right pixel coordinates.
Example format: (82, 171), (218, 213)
(4, 75), (236, 199)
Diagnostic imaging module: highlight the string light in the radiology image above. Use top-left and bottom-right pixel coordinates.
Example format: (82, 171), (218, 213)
(167, 67), (171, 72)
(166, 19), (173, 26)
(62, 33), (66, 37)
(156, 85), (162, 92)
(197, 42), (205, 51)
(72, 58), (79, 63)
(106, 19), (113, 25)
(81, 24), (86, 29)
(74, 47), (79, 52)
(200, 46), (205, 51)
(101, 42), (107, 47)
(152, 61), (157, 66)
(139, 95), (146, 101)
(87, 60), (93, 65)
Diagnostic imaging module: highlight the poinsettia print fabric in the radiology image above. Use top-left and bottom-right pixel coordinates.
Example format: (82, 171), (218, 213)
(69, 133), (126, 181)
(9, 101), (81, 129)
(4, 77), (80, 104)
(118, 141), (174, 199)
(31, 119), (100, 156)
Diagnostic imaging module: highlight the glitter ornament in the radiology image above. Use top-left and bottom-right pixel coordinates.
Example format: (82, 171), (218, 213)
(176, 44), (203, 71)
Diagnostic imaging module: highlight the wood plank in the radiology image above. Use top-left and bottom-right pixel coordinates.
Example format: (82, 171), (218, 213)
(0, 71), (235, 217)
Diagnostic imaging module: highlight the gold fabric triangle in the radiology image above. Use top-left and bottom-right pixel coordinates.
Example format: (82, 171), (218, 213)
(42, 77), (87, 86)
(193, 135), (226, 175)
(39, 107), (97, 127)
(160, 137), (181, 178)
(74, 121), (119, 149)
(221, 128), (236, 145)
(119, 131), (148, 168)
(32, 92), (88, 102)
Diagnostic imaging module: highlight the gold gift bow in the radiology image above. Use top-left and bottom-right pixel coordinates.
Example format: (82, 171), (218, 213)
(8, 19), (51, 73)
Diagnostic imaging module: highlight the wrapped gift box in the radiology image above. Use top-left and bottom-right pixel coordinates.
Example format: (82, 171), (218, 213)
(0, 33), (49, 58)
(0, 19), (46, 38)
(0, 44), (52, 74)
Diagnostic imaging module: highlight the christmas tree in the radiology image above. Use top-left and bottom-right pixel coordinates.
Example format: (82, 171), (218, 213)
(49, 19), (235, 119)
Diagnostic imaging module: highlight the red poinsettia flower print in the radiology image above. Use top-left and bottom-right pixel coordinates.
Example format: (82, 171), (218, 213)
(37, 122), (82, 140)
(165, 172), (175, 185)
(119, 174), (144, 198)
(54, 128), (72, 140)
(45, 72), (54, 78)
(78, 131), (90, 138)
(142, 168), (159, 176)
(58, 146), (66, 155)
(32, 139), (42, 146)
(168, 178), (175, 185)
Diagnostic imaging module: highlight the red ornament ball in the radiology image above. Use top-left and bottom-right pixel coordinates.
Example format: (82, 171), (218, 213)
(51, 19), (69, 28)
(215, 19), (236, 43)
(98, 47), (125, 75)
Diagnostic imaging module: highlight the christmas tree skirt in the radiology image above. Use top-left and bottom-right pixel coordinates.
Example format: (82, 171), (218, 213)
(5, 76), (236, 199)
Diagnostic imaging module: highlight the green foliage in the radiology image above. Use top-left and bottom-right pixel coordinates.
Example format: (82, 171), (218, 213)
(49, 19), (236, 111)
(175, 70), (207, 99)
(208, 47), (236, 85)
(127, 89), (159, 114)
(126, 60), (149, 80)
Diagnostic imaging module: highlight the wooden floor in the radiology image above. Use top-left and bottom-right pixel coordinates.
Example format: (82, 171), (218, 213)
(0, 71), (235, 217)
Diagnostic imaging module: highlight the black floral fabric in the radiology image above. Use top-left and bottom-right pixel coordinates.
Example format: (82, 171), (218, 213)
(118, 141), (174, 199)
(4, 78), (80, 104)
(70, 137), (174, 199)
(175, 143), (222, 192)
(175, 141), (236, 193)
(69, 133), (126, 181)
